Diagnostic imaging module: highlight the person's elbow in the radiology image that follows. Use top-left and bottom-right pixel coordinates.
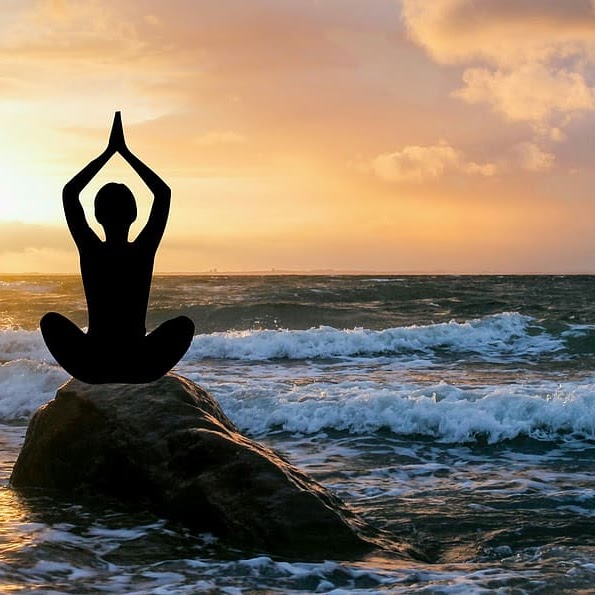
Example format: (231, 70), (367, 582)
(157, 186), (171, 204)
(62, 183), (78, 204)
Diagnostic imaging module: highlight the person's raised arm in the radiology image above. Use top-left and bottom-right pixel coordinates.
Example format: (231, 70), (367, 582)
(117, 118), (171, 248)
(63, 114), (120, 245)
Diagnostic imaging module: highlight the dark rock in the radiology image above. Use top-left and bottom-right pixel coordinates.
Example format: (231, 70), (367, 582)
(10, 374), (421, 560)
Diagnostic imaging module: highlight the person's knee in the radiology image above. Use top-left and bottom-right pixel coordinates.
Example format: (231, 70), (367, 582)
(161, 315), (194, 338)
(40, 312), (85, 348)
(149, 316), (194, 343)
(175, 315), (195, 338)
(40, 312), (67, 334)
(41, 311), (59, 325)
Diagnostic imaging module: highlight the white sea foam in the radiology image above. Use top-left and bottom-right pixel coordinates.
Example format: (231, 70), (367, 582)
(0, 329), (54, 362)
(4, 361), (594, 442)
(0, 312), (560, 366)
(562, 323), (595, 338)
(185, 313), (563, 361)
(0, 360), (67, 420)
(0, 312), (579, 440)
(215, 379), (595, 444)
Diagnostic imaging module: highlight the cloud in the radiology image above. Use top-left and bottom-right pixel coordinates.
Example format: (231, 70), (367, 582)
(402, 0), (595, 133)
(3, 0), (142, 61)
(2, 0), (362, 74)
(0, 1), (194, 128)
(454, 64), (595, 124)
(0, 221), (78, 271)
(511, 142), (555, 171)
(367, 139), (556, 183)
(0, 0), (397, 156)
(401, 0), (595, 67)
(0, 222), (70, 254)
(369, 142), (497, 183)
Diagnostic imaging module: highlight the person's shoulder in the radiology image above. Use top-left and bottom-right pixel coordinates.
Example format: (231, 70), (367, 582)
(76, 231), (103, 250)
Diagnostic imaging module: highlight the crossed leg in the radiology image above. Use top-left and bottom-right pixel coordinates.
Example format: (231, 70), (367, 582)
(141, 316), (195, 381)
(41, 312), (195, 384)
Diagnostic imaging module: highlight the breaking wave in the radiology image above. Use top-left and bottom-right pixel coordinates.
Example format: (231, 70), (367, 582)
(185, 313), (563, 361)
(214, 379), (595, 444)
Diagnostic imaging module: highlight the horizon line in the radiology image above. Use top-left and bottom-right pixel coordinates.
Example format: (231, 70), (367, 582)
(3, 270), (595, 277)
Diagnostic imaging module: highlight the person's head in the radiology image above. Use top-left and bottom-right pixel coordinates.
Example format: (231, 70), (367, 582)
(94, 183), (137, 230)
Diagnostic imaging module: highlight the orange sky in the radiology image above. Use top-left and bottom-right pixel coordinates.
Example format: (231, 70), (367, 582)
(2, 0), (595, 273)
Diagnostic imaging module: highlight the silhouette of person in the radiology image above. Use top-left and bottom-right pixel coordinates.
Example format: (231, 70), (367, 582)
(41, 112), (195, 383)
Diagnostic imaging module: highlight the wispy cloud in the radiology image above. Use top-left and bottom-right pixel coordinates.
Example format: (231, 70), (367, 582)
(368, 142), (497, 183)
(511, 141), (555, 172)
(455, 64), (594, 127)
(402, 0), (595, 135)
(0, 221), (71, 254)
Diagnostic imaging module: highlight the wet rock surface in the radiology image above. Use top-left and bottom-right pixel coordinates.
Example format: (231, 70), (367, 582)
(10, 374), (421, 560)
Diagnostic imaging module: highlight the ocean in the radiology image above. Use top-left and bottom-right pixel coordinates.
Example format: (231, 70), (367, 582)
(1, 274), (595, 593)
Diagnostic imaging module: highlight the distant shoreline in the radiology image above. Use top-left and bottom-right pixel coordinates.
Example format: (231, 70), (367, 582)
(2, 271), (595, 277)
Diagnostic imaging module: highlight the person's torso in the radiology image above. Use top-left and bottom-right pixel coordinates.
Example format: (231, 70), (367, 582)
(80, 240), (154, 339)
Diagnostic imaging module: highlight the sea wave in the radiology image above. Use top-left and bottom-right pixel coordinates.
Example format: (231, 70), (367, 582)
(0, 329), (55, 362)
(0, 360), (67, 420)
(185, 313), (563, 361)
(0, 312), (564, 365)
(0, 312), (573, 431)
(213, 379), (595, 444)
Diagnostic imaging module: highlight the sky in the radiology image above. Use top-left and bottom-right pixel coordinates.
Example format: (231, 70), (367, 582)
(2, 0), (595, 273)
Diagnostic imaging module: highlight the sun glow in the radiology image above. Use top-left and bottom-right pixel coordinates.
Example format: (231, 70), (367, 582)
(1, 1), (595, 273)
(0, 159), (63, 224)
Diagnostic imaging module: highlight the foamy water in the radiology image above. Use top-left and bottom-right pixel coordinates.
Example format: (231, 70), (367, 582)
(183, 312), (564, 361)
